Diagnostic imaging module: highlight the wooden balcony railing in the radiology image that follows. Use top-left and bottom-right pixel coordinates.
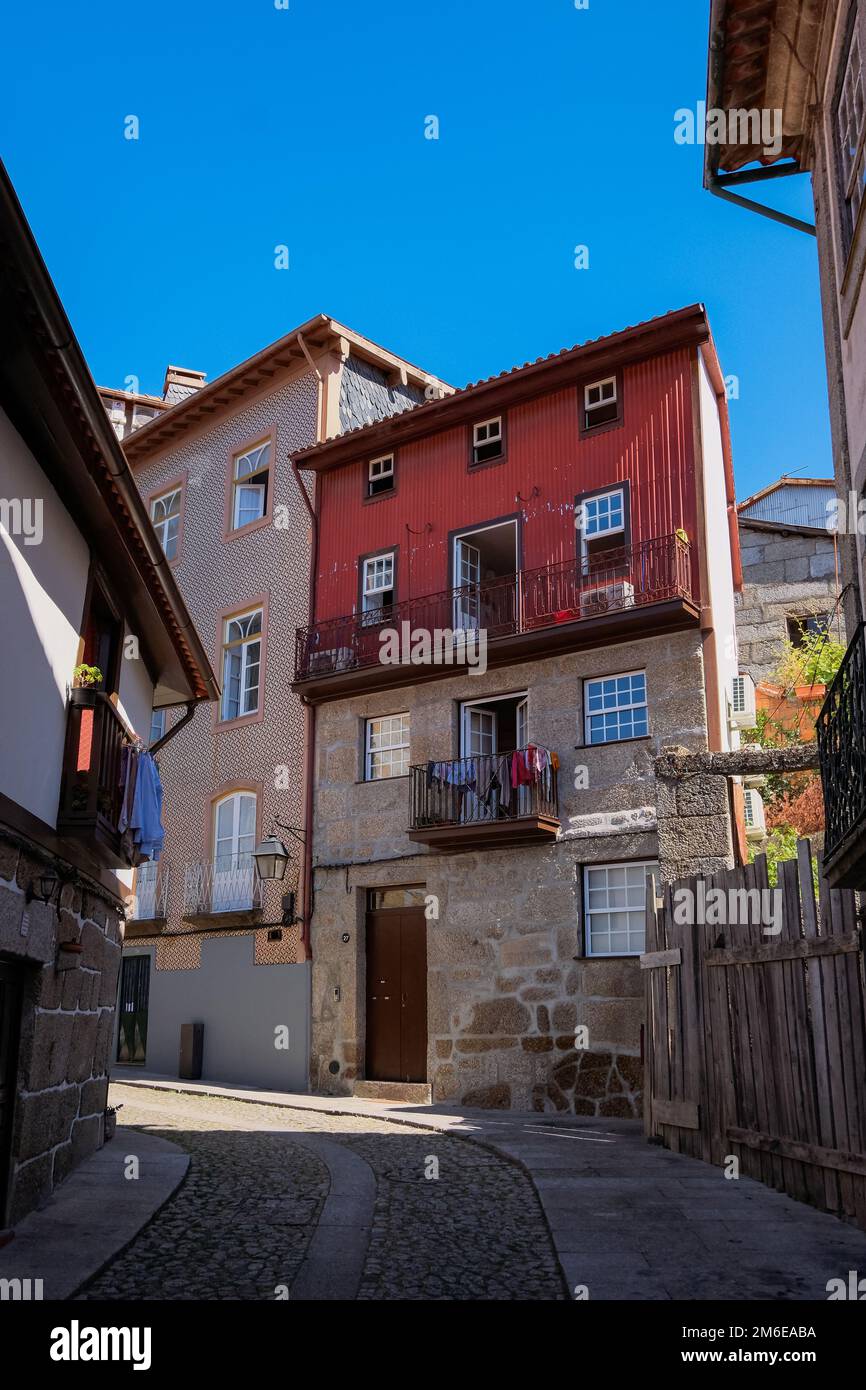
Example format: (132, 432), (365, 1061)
(295, 534), (693, 682)
(816, 622), (866, 886)
(408, 746), (560, 850)
(57, 688), (136, 869)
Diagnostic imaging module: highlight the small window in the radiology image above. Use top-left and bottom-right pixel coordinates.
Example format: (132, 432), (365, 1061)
(365, 714), (410, 780)
(786, 614), (829, 647)
(151, 487), (182, 561)
(231, 439), (272, 531)
(361, 552), (395, 621)
(585, 671), (648, 744)
(584, 861), (657, 956)
(149, 709), (166, 745)
(583, 376), (619, 430)
(367, 454), (395, 498)
(221, 608), (263, 721)
(835, 22), (866, 251)
(471, 417), (504, 465)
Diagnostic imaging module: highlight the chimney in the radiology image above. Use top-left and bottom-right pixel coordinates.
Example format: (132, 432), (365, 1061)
(162, 365), (207, 406)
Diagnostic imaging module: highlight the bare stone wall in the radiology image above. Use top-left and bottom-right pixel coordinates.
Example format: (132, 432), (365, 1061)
(0, 831), (123, 1224)
(310, 627), (710, 1114)
(736, 522), (839, 683)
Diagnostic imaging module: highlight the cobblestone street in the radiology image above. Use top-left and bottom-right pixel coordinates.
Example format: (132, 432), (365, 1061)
(80, 1085), (566, 1301)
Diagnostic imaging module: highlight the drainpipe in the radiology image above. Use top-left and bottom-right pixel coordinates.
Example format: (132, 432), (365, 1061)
(149, 700), (198, 755)
(291, 455), (318, 961)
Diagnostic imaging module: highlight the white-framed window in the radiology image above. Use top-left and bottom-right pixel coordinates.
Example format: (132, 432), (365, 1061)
(149, 708), (166, 745)
(231, 439), (271, 530)
(368, 454), (395, 498)
(584, 861), (657, 956)
(743, 787), (766, 836)
(583, 376), (619, 429)
(471, 417), (504, 465)
(835, 20), (866, 248)
(362, 552), (395, 619)
(221, 608), (263, 721)
(581, 488), (625, 542)
(211, 791), (257, 911)
(150, 487), (182, 561)
(365, 713), (410, 780)
(585, 670), (648, 744)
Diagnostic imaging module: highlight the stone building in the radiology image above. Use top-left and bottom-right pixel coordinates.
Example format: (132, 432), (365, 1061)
(292, 305), (741, 1115)
(101, 321), (447, 1090)
(736, 476), (842, 683)
(705, 0), (866, 887)
(0, 163), (217, 1225)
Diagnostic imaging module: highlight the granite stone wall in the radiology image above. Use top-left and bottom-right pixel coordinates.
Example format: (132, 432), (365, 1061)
(0, 831), (123, 1224)
(736, 522), (839, 683)
(309, 628), (711, 1114)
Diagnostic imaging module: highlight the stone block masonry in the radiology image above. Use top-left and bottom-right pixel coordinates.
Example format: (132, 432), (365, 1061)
(0, 831), (123, 1224)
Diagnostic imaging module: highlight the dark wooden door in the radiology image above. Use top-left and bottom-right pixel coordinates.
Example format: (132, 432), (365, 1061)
(366, 907), (427, 1082)
(117, 954), (150, 1064)
(0, 960), (23, 1224)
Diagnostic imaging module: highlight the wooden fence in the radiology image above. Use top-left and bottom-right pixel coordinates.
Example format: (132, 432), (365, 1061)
(643, 840), (866, 1230)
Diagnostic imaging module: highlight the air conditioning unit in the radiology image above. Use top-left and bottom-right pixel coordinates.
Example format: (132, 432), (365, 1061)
(743, 787), (766, 838)
(730, 673), (756, 728)
(581, 580), (635, 615)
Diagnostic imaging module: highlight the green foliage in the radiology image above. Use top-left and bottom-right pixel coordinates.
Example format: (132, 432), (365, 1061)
(772, 626), (845, 690)
(749, 824), (818, 892)
(742, 709), (801, 806)
(73, 663), (103, 688)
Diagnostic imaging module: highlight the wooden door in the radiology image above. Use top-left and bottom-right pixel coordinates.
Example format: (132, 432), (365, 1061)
(0, 961), (23, 1223)
(366, 907), (428, 1082)
(117, 954), (150, 1064)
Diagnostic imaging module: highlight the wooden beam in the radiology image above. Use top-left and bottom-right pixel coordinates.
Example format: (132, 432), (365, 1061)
(640, 947), (682, 969)
(705, 932), (860, 966)
(727, 1127), (866, 1178)
(654, 1099), (700, 1129)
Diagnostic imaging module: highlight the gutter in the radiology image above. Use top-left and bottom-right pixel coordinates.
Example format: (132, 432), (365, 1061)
(704, 1), (816, 237)
(291, 455), (318, 961)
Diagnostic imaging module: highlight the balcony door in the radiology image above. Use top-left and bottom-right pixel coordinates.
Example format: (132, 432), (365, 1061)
(454, 538), (481, 630)
(213, 792), (256, 912)
(451, 520), (518, 636)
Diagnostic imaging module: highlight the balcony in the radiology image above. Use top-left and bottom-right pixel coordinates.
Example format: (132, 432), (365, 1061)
(294, 534), (696, 699)
(816, 623), (866, 888)
(408, 747), (560, 850)
(125, 860), (170, 936)
(57, 689), (136, 869)
(182, 854), (263, 924)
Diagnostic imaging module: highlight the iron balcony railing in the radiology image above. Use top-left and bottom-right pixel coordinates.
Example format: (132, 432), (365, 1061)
(127, 859), (170, 921)
(816, 622), (866, 863)
(183, 855), (263, 916)
(295, 534), (692, 681)
(410, 746), (559, 831)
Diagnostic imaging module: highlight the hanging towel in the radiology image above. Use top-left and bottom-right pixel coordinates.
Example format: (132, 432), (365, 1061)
(130, 751), (165, 862)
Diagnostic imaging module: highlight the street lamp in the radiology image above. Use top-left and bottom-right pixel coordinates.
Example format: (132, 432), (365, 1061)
(251, 833), (291, 882)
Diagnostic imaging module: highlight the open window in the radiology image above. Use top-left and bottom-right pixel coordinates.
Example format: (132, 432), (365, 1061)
(80, 579), (123, 694)
(581, 375), (620, 432)
(451, 518), (518, 631)
(229, 437), (272, 533)
(576, 485), (630, 577)
(361, 551), (396, 624)
(470, 417), (504, 466)
(367, 454), (395, 499)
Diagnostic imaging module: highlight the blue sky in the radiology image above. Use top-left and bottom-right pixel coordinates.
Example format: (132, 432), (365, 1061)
(1, 0), (829, 499)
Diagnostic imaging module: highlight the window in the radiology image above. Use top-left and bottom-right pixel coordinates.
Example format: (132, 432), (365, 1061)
(365, 714), (410, 780)
(368, 885), (426, 910)
(230, 439), (272, 531)
(787, 614), (829, 646)
(151, 487), (182, 561)
(149, 709), (166, 745)
(471, 417), (504, 466)
(582, 376), (619, 430)
(585, 671), (648, 744)
(221, 608), (263, 720)
(743, 787), (766, 836)
(584, 861), (657, 956)
(835, 20), (866, 249)
(361, 552), (395, 620)
(367, 454), (395, 498)
(577, 486), (628, 574)
(211, 792), (257, 911)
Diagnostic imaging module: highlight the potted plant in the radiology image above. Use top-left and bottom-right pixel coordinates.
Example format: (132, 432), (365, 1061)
(72, 664), (103, 689)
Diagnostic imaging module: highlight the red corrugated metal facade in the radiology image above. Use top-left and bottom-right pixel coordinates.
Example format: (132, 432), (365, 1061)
(315, 346), (699, 620)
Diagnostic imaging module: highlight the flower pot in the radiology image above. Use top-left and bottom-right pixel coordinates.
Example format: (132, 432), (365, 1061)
(795, 683), (826, 701)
